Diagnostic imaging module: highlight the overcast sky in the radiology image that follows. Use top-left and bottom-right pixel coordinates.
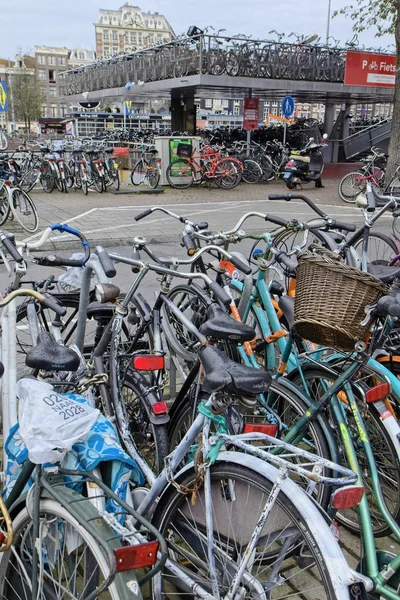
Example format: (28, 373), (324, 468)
(0, 0), (394, 58)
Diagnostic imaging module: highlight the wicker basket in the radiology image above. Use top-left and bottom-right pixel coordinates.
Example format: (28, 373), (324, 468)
(294, 248), (388, 351)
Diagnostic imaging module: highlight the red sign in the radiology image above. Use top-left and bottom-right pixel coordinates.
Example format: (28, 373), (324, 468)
(344, 50), (396, 88)
(243, 97), (259, 130)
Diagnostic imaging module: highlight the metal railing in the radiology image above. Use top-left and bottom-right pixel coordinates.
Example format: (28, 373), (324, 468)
(342, 117), (392, 159)
(60, 34), (348, 97)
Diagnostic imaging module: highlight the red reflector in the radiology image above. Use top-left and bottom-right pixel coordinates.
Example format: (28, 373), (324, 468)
(287, 160), (294, 166)
(114, 541), (159, 572)
(5, 181), (11, 186)
(331, 485), (364, 509)
(152, 401), (168, 415)
(365, 383), (390, 404)
(133, 354), (164, 371)
(244, 423), (278, 437)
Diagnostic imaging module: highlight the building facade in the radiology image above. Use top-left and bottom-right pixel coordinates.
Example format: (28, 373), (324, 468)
(68, 48), (96, 69)
(35, 46), (69, 118)
(95, 3), (175, 58)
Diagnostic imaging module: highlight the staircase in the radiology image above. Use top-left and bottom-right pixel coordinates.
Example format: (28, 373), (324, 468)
(341, 118), (391, 160)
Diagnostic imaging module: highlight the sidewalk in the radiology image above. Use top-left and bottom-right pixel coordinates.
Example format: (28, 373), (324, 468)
(10, 177), (366, 249)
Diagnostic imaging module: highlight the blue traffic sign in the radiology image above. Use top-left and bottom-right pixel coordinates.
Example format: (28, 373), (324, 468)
(282, 96), (294, 118)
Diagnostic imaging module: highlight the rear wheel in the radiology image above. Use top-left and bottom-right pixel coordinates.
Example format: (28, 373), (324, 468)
(166, 160), (195, 189)
(242, 158), (263, 184)
(151, 462), (346, 600)
(93, 170), (104, 193)
(40, 162), (55, 193)
(214, 158), (242, 189)
(353, 231), (398, 266)
(148, 159), (160, 189)
(131, 160), (146, 185)
(0, 183), (10, 225)
(338, 171), (365, 203)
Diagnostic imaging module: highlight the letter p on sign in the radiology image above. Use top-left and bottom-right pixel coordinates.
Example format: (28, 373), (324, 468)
(362, 60), (368, 69)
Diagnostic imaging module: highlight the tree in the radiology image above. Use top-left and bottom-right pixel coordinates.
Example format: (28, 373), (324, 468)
(10, 66), (43, 132)
(335, 1), (399, 179)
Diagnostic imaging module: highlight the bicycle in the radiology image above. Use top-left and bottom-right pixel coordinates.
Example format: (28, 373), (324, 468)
(130, 146), (160, 188)
(0, 167), (38, 233)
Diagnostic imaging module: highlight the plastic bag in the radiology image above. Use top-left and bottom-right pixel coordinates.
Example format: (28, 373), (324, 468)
(58, 253), (100, 292)
(17, 378), (100, 464)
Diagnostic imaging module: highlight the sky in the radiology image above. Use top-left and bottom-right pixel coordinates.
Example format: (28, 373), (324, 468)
(0, 0), (395, 58)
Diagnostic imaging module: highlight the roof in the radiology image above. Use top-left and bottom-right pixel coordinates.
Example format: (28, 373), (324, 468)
(0, 58), (14, 68)
(22, 55), (36, 69)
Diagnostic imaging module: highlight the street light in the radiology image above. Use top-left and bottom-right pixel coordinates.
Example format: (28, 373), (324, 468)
(326, 0), (332, 46)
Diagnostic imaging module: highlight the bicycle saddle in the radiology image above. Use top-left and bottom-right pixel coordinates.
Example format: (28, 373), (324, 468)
(199, 304), (255, 342)
(278, 295), (294, 330)
(26, 332), (80, 372)
(86, 301), (115, 320)
(367, 263), (400, 284)
(199, 345), (271, 396)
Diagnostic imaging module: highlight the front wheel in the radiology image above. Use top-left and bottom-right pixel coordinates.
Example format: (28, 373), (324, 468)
(338, 171), (365, 203)
(242, 158), (263, 184)
(147, 159), (160, 189)
(214, 158), (242, 189)
(150, 461), (349, 599)
(9, 187), (38, 232)
(0, 184), (10, 225)
(166, 160), (195, 189)
(353, 231), (398, 266)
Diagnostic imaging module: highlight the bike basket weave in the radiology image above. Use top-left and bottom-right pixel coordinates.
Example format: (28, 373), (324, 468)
(294, 249), (388, 351)
(177, 143), (192, 158)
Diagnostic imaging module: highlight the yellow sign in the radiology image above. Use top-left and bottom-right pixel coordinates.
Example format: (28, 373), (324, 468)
(0, 83), (7, 111)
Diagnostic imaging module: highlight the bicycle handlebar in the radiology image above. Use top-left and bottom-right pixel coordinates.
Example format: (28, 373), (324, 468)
(96, 246), (116, 278)
(268, 193), (327, 218)
(0, 232), (24, 263)
(32, 224), (90, 268)
(0, 288), (66, 317)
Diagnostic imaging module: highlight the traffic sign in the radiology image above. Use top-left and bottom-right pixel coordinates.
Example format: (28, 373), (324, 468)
(243, 97), (259, 131)
(0, 82), (8, 112)
(282, 96), (294, 118)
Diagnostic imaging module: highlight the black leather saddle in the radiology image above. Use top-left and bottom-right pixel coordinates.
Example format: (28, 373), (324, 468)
(199, 304), (255, 342)
(86, 301), (115, 320)
(367, 263), (400, 284)
(278, 295), (294, 330)
(199, 345), (271, 396)
(26, 332), (80, 372)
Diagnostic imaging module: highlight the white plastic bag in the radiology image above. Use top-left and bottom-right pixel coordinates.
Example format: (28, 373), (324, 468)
(17, 378), (100, 464)
(58, 253), (101, 292)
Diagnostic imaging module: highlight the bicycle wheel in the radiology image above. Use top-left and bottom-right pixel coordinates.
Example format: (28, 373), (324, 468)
(151, 461), (350, 599)
(131, 159), (146, 185)
(289, 365), (400, 536)
(64, 163), (74, 189)
(338, 171), (365, 203)
(214, 158), (242, 189)
(92, 170), (104, 193)
(110, 165), (120, 190)
(0, 183), (10, 226)
(147, 159), (160, 189)
(0, 131), (8, 151)
(353, 231), (398, 266)
(166, 160), (195, 189)
(121, 369), (169, 473)
(40, 162), (55, 193)
(19, 166), (40, 192)
(0, 498), (135, 600)
(242, 158), (263, 184)
(389, 176), (400, 196)
(9, 187), (38, 232)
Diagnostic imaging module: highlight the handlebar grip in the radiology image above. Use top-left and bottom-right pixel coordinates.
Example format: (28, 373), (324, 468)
(182, 233), (195, 256)
(329, 220), (357, 233)
(208, 281), (231, 307)
(366, 190), (376, 212)
(42, 295), (67, 317)
(131, 250), (141, 273)
(134, 208), (153, 221)
(268, 194), (292, 201)
(265, 214), (288, 227)
(96, 246), (116, 278)
(229, 255), (252, 275)
(36, 255), (86, 268)
(275, 251), (298, 274)
(1, 236), (23, 263)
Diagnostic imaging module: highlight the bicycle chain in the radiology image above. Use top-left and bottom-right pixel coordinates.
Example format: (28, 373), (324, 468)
(77, 373), (109, 394)
(165, 438), (206, 506)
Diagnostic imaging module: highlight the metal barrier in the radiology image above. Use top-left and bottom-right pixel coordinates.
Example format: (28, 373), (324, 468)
(60, 34), (347, 96)
(342, 118), (392, 159)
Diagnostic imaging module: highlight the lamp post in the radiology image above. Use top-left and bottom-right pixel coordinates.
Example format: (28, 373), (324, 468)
(326, 0), (332, 46)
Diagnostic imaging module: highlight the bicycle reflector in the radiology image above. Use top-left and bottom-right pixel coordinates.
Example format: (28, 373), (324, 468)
(365, 383), (390, 404)
(244, 423), (278, 437)
(114, 541), (159, 572)
(132, 354), (165, 371)
(152, 401), (168, 415)
(331, 485), (364, 509)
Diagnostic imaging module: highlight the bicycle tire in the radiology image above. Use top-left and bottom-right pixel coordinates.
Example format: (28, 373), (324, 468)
(150, 460), (349, 599)
(40, 162), (55, 193)
(0, 131), (8, 151)
(166, 160), (195, 189)
(242, 158), (263, 184)
(0, 498), (139, 600)
(338, 171), (365, 203)
(0, 184), (10, 226)
(93, 170), (104, 193)
(147, 159), (160, 189)
(64, 163), (74, 189)
(289, 365), (400, 537)
(9, 187), (38, 233)
(131, 159), (146, 185)
(389, 176), (400, 197)
(353, 231), (398, 266)
(111, 167), (120, 191)
(19, 166), (40, 192)
(214, 158), (242, 189)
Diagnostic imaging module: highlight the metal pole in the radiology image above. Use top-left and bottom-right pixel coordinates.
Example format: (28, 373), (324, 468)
(246, 88), (252, 156)
(123, 98), (127, 130)
(283, 119), (287, 146)
(326, 0), (332, 45)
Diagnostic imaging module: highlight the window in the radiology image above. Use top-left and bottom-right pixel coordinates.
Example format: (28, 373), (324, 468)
(138, 32), (142, 44)
(48, 56), (56, 65)
(41, 87), (46, 97)
(59, 57), (66, 66)
(205, 99), (212, 108)
(38, 55), (46, 65)
(234, 99), (240, 105)
(148, 34), (154, 45)
(48, 87), (57, 98)
(223, 99), (229, 108)
(157, 34), (162, 42)
(79, 52), (85, 60)
(50, 105), (58, 117)
(103, 30), (109, 41)
(41, 105), (47, 117)
(48, 70), (56, 82)
(38, 69), (46, 81)
(112, 30), (118, 42)
(103, 46), (110, 56)
(130, 32), (136, 43)
(233, 106), (240, 116)
(112, 47), (118, 54)
(60, 105), (67, 117)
